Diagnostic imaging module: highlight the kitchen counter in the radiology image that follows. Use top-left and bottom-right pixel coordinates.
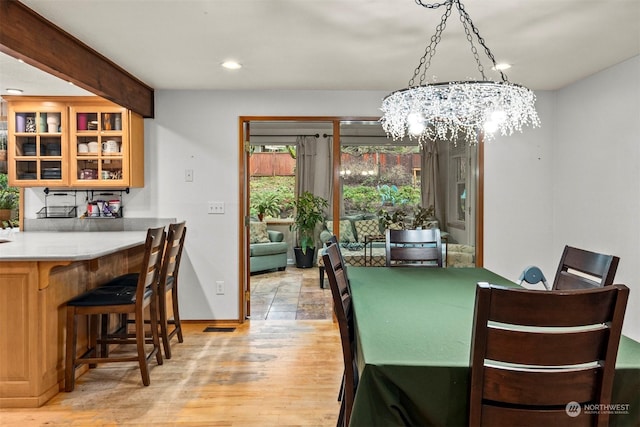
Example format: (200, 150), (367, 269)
(0, 231), (147, 261)
(0, 231), (148, 408)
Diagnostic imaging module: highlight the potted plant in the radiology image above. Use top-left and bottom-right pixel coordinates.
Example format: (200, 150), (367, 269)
(290, 191), (328, 268)
(253, 192), (281, 222)
(0, 174), (18, 225)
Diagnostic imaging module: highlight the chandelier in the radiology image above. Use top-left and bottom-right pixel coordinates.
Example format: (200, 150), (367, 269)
(380, 0), (540, 145)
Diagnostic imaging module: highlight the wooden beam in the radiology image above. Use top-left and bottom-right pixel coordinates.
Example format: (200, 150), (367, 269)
(0, 0), (154, 118)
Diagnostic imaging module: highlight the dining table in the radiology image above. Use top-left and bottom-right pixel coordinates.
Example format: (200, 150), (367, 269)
(347, 266), (640, 426)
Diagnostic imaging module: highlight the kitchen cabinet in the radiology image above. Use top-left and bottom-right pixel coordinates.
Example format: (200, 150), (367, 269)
(68, 102), (143, 187)
(5, 97), (143, 188)
(6, 99), (68, 186)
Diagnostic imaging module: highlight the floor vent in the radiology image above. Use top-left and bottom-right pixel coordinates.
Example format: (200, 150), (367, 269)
(203, 326), (236, 333)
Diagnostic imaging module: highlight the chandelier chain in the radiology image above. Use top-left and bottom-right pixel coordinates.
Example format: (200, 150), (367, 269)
(455, 0), (508, 82)
(459, 11), (486, 80)
(409, 1), (453, 87)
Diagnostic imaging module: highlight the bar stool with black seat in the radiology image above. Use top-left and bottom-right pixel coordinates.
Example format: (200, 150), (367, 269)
(155, 221), (186, 358)
(103, 222), (187, 359)
(64, 226), (165, 392)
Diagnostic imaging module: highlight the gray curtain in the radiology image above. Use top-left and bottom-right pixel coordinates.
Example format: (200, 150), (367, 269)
(295, 135), (317, 196)
(421, 140), (444, 228)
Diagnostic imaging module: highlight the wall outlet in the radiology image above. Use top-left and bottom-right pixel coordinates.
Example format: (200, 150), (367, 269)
(216, 280), (225, 295)
(208, 201), (224, 214)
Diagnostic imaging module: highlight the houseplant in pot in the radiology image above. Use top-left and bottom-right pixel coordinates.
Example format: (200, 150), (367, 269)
(290, 191), (328, 268)
(253, 192), (281, 222)
(0, 174), (18, 226)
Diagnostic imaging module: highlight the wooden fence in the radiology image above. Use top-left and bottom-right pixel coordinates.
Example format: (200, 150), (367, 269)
(250, 152), (421, 177)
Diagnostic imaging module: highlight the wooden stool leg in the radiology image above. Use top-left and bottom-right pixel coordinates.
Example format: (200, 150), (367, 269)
(135, 308), (151, 386)
(172, 287), (183, 343)
(158, 291), (171, 359)
(100, 314), (109, 358)
(64, 307), (77, 392)
(150, 295), (163, 366)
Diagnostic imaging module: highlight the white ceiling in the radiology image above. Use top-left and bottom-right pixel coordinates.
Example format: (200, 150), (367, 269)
(1, 0), (639, 96)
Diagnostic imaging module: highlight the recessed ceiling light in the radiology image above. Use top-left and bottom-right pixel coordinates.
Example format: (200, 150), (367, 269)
(493, 63), (512, 71)
(6, 88), (23, 95)
(221, 61), (242, 70)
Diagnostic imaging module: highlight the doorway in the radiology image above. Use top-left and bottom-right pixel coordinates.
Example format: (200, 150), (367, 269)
(238, 116), (484, 321)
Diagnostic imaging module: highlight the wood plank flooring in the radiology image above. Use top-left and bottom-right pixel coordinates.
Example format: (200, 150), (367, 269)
(0, 320), (343, 426)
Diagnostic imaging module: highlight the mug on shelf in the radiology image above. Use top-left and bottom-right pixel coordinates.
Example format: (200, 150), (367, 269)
(78, 143), (89, 153)
(16, 114), (26, 133)
(101, 170), (110, 180)
(47, 113), (60, 133)
(87, 141), (99, 153)
(77, 113), (88, 131)
(102, 140), (120, 154)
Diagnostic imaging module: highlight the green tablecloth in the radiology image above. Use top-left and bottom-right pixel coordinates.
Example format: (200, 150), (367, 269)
(348, 267), (640, 427)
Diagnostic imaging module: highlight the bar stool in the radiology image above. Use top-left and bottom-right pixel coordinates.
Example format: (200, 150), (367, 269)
(64, 227), (165, 392)
(104, 222), (187, 359)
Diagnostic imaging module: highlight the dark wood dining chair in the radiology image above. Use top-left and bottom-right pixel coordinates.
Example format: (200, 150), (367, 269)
(553, 245), (620, 290)
(469, 283), (629, 427)
(101, 222), (187, 359)
(385, 228), (443, 267)
(323, 243), (357, 427)
(64, 226), (165, 392)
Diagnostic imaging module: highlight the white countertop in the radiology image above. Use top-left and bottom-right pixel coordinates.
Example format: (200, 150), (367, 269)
(0, 231), (148, 261)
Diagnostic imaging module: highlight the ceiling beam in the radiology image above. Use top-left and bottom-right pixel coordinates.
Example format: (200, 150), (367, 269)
(0, 0), (154, 118)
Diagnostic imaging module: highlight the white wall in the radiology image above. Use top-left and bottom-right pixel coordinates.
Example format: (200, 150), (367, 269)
(554, 56), (640, 340)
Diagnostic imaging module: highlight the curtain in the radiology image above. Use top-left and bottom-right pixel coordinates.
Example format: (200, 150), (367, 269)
(295, 135), (317, 196)
(421, 139), (444, 228)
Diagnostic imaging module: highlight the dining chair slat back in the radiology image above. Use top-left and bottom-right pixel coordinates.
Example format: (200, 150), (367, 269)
(385, 228), (442, 267)
(323, 243), (356, 427)
(553, 245), (620, 290)
(469, 283), (629, 427)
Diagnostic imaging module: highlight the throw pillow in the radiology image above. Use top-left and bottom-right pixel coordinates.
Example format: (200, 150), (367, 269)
(326, 219), (356, 243)
(249, 221), (271, 244)
(355, 219), (381, 242)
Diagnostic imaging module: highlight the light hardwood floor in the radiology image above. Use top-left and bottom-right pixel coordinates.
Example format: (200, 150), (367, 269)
(0, 320), (343, 426)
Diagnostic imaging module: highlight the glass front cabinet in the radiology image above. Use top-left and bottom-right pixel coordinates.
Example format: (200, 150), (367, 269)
(7, 100), (67, 186)
(6, 96), (143, 188)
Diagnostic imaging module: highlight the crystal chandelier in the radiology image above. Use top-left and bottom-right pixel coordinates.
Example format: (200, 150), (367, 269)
(381, 0), (540, 145)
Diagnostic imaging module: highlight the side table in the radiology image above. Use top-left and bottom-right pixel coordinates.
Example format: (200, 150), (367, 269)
(364, 234), (385, 266)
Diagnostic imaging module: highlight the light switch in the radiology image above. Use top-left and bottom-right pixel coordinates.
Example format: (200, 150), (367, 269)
(208, 201), (224, 214)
